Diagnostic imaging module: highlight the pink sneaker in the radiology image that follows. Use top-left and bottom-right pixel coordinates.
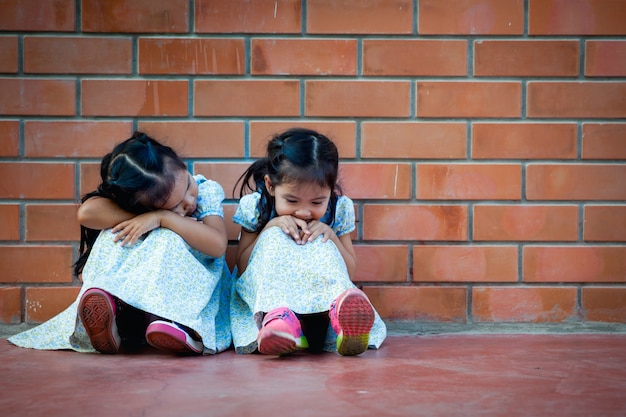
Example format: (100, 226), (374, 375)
(145, 320), (203, 355)
(78, 288), (121, 354)
(257, 307), (309, 355)
(329, 288), (375, 356)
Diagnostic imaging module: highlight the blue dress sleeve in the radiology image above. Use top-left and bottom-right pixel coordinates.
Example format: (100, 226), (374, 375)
(193, 175), (225, 220)
(233, 192), (262, 232)
(333, 195), (355, 237)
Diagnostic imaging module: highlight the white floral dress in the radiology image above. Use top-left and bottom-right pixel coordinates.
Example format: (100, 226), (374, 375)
(230, 192), (387, 353)
(9, 175), (233, 355)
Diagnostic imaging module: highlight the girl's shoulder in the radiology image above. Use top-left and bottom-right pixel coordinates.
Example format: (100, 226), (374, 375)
(336, 195), (354, 212)
(193, 174), (225, 219)
(233, 192), (262, 230)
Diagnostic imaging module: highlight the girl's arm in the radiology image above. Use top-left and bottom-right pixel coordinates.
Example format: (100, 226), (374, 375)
(77, 196), (135, 229)
(78, 196), (228, 258)
(158, 211), (228, 258)
(235, 228), (259, 274)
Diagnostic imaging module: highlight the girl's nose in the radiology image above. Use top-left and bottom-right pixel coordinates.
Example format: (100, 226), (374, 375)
(295, 208), (311, 218)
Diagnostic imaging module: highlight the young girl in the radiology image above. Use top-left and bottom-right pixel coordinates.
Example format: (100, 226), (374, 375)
(9, 132), (232, 355)
(230, 128), (386, 356)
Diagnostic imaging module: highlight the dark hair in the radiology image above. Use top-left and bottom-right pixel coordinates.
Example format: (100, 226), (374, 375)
(73, 131), (186, 276)
(234, 128), (341, 232)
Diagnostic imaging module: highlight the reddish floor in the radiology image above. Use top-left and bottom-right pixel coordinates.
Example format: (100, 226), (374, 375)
(2, 334), (626, 417)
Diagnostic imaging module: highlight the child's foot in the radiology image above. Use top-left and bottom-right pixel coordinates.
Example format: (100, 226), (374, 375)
(329, 288), (375, 356)
(257, 307), (309, 355)
(78, 288), (121, 354)
(145, 320), (203, 355)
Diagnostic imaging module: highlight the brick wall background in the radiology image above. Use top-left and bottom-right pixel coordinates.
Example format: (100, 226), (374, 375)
(0, 0), (625, 326)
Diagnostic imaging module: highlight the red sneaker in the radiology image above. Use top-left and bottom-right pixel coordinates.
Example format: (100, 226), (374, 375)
(78, 288), (121, 354)
(257, 307), (309, 355)
(145, 320), (203, 355)
(329, 288), (375, 356)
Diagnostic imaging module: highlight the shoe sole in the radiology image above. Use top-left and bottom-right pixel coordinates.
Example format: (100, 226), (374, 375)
(146, 321), (203, 355)
(78, 289), (120, 354)
(336, 292), (375, 356)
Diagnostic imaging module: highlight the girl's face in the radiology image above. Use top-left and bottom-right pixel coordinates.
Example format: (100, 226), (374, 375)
(265, 176), (331, 221)
(160, 169), (198, 217)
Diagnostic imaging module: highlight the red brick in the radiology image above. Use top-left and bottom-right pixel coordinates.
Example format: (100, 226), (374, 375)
(138, 121), (245, 158)
(474, 205), (578, 241)
(0, 36), (18, 73)
(79, 162), (100, 197)
(194, 80), (299, 117)
(583, 287), (626, 322)
(252, 39), (357, 76)
(419, 0), (523, 35)
(524, 246), (626, 283)
(584, 205), (626, 242)
(82, 0), (189, 33)
(25, 121), (133, 158)
(362, 122), (466, 159)
(24, 36), (132, 74)
(308, 0), (412, 34)
(417, 164), (521, 200)
(0, 287), (21, 324)
(413, 245), (518, 282)
(0, 204), (19, 241)
(26, 204), (80, 242)
(364, 286), (467, 321)
(527, 164), (626, 201)
(0, 78), (75, 116)
(0, 120), (20, 157)
(472, 287), (578, 322)
(529, 0), (626, 35)
(82, 80), (188, 117)
(306, 81), (411, 118)
(249, 121), (357, 159)
(582, 123), (626, 160)
(25, 286), (80, 323)
(196, 0), (301, 33)
(340, 163), (412, 199)
(0, 162), (74, 199)
(586, 41), (626, 77)
(139, 38), (245, 75)
(474, 40), (579, 77)
(528, 82), (626, 118)
(472, 123), (577, 159)
(363, 205), (468, 241)
(194, 162), (251, 200)
(363, 40), (466, 76)
(354, 246), (409, 283)
(417, 82), (521, 118)
(0, 0), (75, 31)
(0, 246), (74, 283)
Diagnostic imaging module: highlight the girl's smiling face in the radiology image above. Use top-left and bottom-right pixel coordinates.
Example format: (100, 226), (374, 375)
(160, 169), (198, 217)
(266, 176), (331, 222)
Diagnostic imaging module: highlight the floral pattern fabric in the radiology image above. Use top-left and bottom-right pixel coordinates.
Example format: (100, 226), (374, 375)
(230, 192), (387, 354)
(9, 175), (232, 355)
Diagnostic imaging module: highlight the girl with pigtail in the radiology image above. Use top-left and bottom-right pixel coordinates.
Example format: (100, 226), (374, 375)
(10, 132), (232, 355)
(230, 128), (386, 356)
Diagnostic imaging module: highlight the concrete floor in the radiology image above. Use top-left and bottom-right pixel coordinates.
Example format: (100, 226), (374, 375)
(2, 330), (626, 417)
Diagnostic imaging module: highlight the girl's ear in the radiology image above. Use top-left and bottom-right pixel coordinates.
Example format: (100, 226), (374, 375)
(264, 175), (274, 195)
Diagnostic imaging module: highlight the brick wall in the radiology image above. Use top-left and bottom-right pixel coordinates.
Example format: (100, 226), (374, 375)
(0, 0), (625, 325)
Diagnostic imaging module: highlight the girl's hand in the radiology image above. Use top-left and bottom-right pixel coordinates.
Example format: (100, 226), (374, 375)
(111, 211), (163, 246)
(267, 215), (310, 244)
(304, 220), (336, 243)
